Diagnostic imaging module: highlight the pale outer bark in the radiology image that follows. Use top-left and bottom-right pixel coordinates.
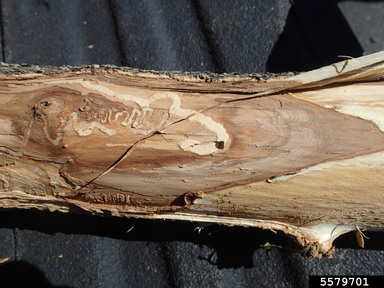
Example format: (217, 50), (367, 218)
(1, 51), (384, 257)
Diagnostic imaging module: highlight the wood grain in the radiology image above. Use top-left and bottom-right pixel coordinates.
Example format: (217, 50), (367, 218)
(1, 51), (384, 257)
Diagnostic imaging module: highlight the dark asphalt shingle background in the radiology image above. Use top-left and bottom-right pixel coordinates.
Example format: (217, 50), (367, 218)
(0, 1), (384, 287)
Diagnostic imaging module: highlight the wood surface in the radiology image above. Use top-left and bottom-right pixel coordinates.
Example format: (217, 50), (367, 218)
(1, 51), (384, 257)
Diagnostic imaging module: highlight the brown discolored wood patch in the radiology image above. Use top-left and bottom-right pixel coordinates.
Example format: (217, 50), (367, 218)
(1, 74), (383, 206)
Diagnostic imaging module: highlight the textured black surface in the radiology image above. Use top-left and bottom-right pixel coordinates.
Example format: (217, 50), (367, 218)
(0, 1), (384, 287)
(1, 211), (384, 288)
(292, 0), (363, 64)
(338, 0), (384, 55)
(1, 0), (121, 65)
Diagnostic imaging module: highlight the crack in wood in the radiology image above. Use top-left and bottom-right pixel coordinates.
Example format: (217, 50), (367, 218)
(76, 132), (158, 193)
(75, 89), (275, 193)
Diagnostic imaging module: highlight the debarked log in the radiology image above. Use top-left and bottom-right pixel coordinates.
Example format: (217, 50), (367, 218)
(1, 51), (384, 257)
